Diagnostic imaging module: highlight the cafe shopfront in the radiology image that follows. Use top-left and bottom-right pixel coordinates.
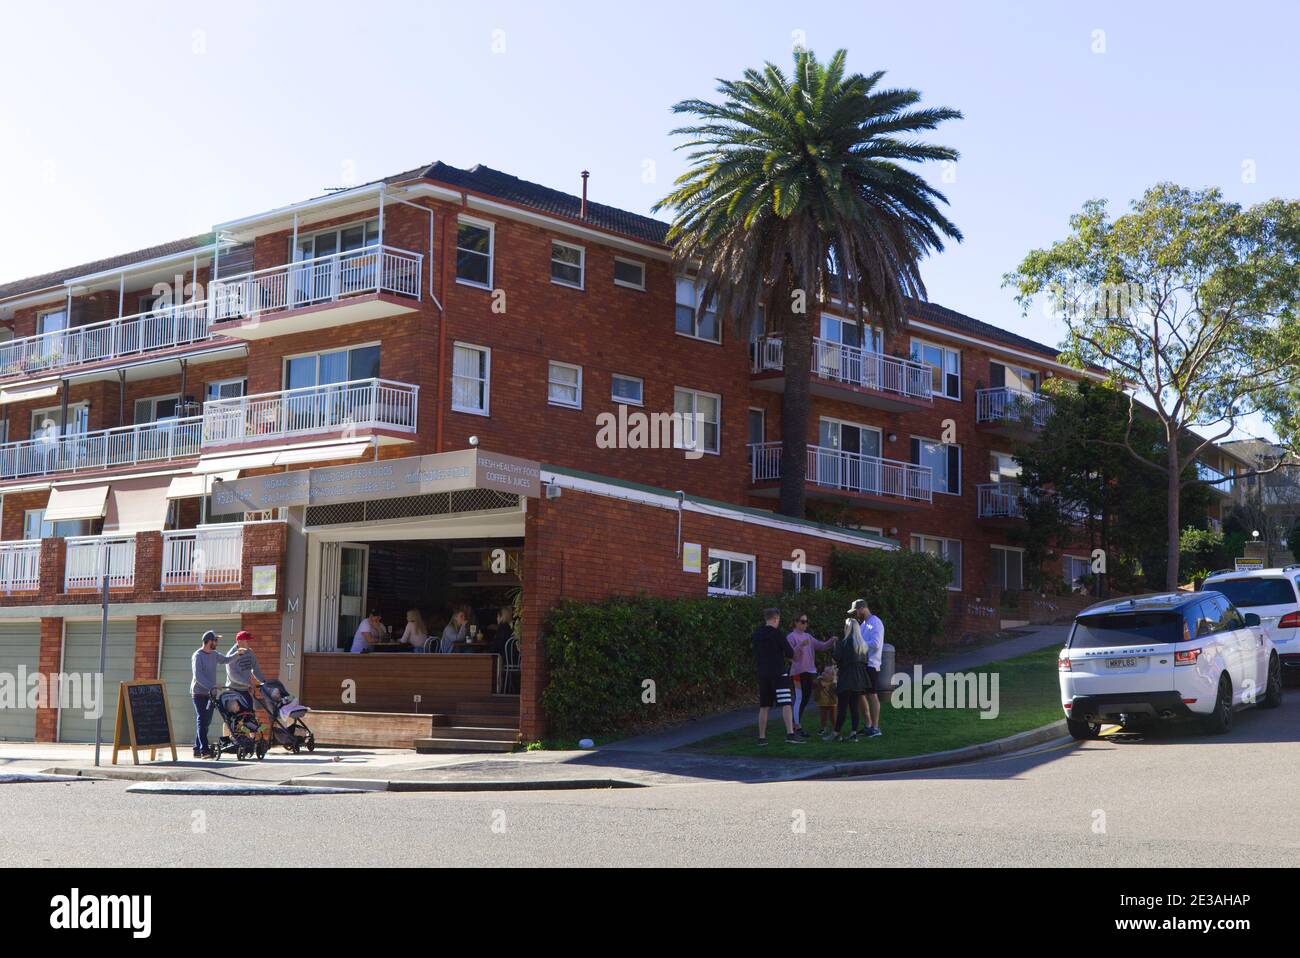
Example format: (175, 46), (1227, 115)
(211, 448), (539, 750)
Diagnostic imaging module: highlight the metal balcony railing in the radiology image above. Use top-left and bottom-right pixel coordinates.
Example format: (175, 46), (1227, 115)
(0, 417), (203, 481)
(209, 245), (422, 321)
(64, 535), (136, 591)
(200, 378), (418, 446)
(161, 524), (245, 588)
(751, 336), (934, 401)
(750, 441), (933, 503)
(976, 387), (1054, 428)
(977, 481), (1025, 518)
(0, 540), (41, 593)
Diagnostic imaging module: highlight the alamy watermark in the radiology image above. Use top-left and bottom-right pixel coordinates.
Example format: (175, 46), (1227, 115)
(0, 668), (103, 719)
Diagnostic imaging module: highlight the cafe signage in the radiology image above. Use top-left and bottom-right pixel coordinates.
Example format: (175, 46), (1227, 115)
(211, 449), (541, 515)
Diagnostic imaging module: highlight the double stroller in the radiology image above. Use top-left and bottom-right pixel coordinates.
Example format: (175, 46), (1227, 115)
(258, 679), (316, 754)
(209, 680), (315, 760)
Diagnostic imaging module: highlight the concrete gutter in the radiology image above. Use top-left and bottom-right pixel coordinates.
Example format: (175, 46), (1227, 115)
(125, 782), (366, 796)
(281, 776), (645, 792)
(0, 772), (100, 784)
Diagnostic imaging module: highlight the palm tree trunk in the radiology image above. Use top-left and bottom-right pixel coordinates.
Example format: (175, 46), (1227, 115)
(778, 312), (813, 518)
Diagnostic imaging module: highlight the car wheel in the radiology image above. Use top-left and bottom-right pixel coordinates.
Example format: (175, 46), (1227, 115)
(1203, 674), (1234, 735)
(1261, 654), (1283, 709)
(1067, 718), (1102, 740)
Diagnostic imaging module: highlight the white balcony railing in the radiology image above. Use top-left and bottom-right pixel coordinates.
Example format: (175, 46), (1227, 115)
(0, 417), (203, 481)
(976, 387), (1054, 428)
(201, 378), (419, 446)
(209, 245), (422, 321)
(0, 540), (41, 593)
(0, 301), (213, 380)
(977, 481), (1024, 518)
(751, 336), (934, 401)
(162, 524), (244, 588)
(750, 441), (933, 503)
(64, 535), (136, 591)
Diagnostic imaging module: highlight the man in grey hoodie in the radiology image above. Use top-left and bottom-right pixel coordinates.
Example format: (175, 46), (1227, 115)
(190, 630), (245, 758)
(225, 630), (267, 710)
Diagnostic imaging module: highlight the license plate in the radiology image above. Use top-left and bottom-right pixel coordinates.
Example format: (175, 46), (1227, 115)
(1107, 657), (1139, 669)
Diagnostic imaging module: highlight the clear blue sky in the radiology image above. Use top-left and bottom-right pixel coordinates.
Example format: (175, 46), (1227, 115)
(3, 0), (1297, 360)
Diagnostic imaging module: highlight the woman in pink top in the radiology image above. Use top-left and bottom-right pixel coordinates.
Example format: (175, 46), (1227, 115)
(787, 614), (834, 737)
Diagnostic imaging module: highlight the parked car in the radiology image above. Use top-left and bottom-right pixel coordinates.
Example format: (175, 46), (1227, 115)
(1203, 567), (1300, 677)
(1058, 591), (1281, 740)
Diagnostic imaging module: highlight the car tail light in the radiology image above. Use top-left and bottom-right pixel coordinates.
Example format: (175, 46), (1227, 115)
(1278, 611), (1300, 629)
(1174, 648), (1202, 666)
(1182, 698), (1198, 704)
(1058, 654), (1071, 671)
(1063, 702), (1072, 709)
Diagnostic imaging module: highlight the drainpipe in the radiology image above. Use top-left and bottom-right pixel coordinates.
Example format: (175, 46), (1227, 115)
(676, 489), (685, 557)
(435, 195), (463, 453)
(580, 170), (589, 219)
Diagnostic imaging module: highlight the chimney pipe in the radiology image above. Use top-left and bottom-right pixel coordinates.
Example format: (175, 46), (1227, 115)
(580, 170), (590, 219)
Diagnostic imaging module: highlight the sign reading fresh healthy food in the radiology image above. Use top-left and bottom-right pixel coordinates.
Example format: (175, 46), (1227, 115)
(112, 680), (178, 765)
(210, 449), (541, 515)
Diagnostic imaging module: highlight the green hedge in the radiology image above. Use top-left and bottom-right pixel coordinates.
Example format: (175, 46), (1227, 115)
(540, 547), (951, 737)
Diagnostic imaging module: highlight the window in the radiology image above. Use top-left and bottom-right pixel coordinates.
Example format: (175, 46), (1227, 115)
(990, 545), (1024, 593)
(708, 550), (755, 596)
(452, 343), (490, 415)
(37, 309), (68, 337)
(821, 315), (882, 353)
(205, 378), (247, 402)
(673, 387), (721, 454)
(295, 220), (379, 261)
(675, 278), (720, 342)
(991, 361), (1039, 395)
(912, 535), (962, 590)
(23, 508), (88, 540)
(547, 361), (582, 408)
(989, 451), (1021, 483)
(284, 344), (380, 389)
(846, 524), (885, 537)
(134, 395), (179, 424)
(550, 241), (584, 288)
(911, 437), (961, 495)
(455, 219), (494, 288)
(748, 408), (765, 446)
(611, 374), (643, 406)
(1063, 555), (1091, 592)
(1205, 576), (1297, 608)
(781, 561), (823, 593)
(31, 403), (88, 438)
(613, 258), (645, 290)
(910, 338), (961, 399)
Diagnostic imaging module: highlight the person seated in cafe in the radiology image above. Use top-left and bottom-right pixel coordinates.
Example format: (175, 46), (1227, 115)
(351, 610), (384, 653)
(401, 609), (430, 653)
(488, 606), (515, 655)
(438, 607), (468, 653)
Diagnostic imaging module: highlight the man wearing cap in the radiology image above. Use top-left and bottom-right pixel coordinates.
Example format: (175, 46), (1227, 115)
(226, 630), (267, 710)
(190, 630), (245, 759)
(848, 599), (886, 738)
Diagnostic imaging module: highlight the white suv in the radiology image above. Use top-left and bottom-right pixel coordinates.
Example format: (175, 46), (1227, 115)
(1202, 567), (1300, 677)
(1058, 591), (1281, 740)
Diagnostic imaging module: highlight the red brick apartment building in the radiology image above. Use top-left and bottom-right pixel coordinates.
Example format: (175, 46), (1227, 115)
(0, 163), (1246, 747)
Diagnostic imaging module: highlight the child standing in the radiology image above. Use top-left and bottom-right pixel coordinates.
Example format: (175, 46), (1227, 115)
(814, 663), (839, 736)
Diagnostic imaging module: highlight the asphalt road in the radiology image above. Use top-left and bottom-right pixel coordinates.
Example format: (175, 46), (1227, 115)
(4, 692), (1298, 867)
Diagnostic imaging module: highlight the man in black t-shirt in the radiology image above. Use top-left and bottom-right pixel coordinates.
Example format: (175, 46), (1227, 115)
(750, 607), (803, 747)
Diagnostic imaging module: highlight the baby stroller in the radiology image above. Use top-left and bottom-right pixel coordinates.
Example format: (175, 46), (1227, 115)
(211, 688), (269, 761)
(257, 679), (316, 754)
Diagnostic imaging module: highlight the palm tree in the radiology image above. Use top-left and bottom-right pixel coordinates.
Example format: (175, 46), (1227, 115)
(655, 49), (962, 517)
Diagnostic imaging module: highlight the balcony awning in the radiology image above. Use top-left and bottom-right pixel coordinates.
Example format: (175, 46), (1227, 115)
(273, 441), (370, 466)
(166, 470), (239, 499)
(44, 483), (110, 521)
(103, 477), (173, 534)
(194, 440), (371, 474)
(0, 380), (60, 406)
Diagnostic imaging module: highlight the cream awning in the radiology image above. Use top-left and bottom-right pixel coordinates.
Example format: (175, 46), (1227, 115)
(273, 441), (370, 466)
(194, 441), (370, 473)
(193, 451), (281, 474)
(44, 483), (110, 521)
(0, 381), (60, 406)
(165, 470), (239, 499)
(103, 477), (173, 533)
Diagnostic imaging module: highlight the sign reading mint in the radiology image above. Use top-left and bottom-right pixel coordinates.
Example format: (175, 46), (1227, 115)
(210, 449), (541, 515)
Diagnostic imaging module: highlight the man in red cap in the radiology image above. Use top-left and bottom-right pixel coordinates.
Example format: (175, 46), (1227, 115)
(225, 630), (267, 710)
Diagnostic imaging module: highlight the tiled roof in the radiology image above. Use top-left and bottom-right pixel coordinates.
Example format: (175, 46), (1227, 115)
(0, 232), (215, 302)
(907, 299), (1065, 362)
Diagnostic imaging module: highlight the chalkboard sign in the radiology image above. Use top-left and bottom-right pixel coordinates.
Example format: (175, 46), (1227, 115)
(112, 681), (178, 765)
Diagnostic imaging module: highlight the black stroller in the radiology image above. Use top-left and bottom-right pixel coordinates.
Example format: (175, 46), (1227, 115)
(257, 679), (316, 754)
(210, 687), (268, 761)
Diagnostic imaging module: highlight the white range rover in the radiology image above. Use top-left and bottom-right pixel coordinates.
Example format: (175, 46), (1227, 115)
(1058, 591), (1282, 740)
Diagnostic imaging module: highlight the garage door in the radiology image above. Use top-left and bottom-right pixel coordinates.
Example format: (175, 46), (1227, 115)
(59, 621), (137, 743)
(0, 622), (41, 742)
(161, 619), (242, 745)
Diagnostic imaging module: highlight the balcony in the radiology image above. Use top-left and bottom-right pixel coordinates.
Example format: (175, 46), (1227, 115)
(0, 417), (203, 483)
(209, 246), (422, 339)
(0, 540), (41, 594)
(64, 534), (136, 591)
(976, 387), (1054, 438)
(751, 336), (934, 412)
(0, 301), (214, 383)
(200, 378), (419, 448)
(1196, 461), (1234, 496)
(750, 441), (932, 509)
(977, 481), (1025, 518)
(162, 524), (245, 588)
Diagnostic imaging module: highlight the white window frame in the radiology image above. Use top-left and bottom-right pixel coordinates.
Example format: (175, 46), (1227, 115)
(134, 393), (181, 424)
(613, 257), (646, 291)
(1063, 554), (1091, 591)
(912, 435), (962, 496)
(611, 373), (644, 406)
(910, 337), (962, 401)
(912, 534), (963, 591)
(451, 342), (491, 416)
(24, 508), (89, 540)
(707, 549), (756, 597)
(550, 240), (585, 290)
(781, 560), (824, 593)
(673, 386), (721, 455)
(455, 216), (495, 290)
(31, 402), (89, 437)
(281, 341), (382, 389)
(674, 277), (721, 344)
(205, 377), (247, 401)
(988, 450), (1021, 483)
(547, 361), (583, 409)
(37, 308), (68, 336)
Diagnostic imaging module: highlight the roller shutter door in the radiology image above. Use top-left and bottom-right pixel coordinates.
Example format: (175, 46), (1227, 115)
(0, 622), (41, 741)
(58, 620), (137, 743)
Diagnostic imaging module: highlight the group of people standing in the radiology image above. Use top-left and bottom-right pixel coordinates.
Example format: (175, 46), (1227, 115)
(188, 629), (266, 759)
(750, 598), (885, 746)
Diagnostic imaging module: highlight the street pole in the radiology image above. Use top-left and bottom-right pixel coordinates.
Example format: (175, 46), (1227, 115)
(93, 549), (110, 767)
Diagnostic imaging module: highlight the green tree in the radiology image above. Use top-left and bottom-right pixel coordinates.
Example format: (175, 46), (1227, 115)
(655, 48), (962, 517)
(1005, 185), (1300, 589)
